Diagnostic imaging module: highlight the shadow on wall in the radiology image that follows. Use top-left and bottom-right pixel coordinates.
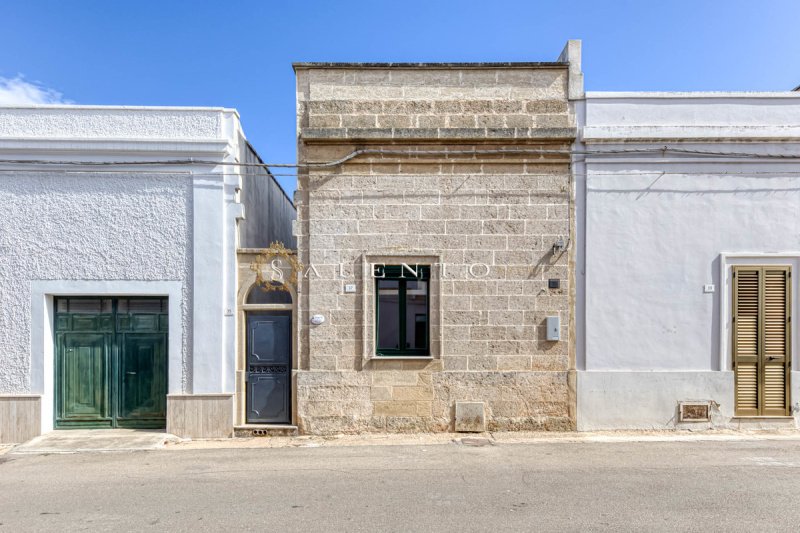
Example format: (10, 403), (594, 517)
(710, 255), (721, 372)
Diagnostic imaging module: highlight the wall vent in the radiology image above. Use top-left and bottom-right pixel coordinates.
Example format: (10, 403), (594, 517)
(679, 402), (711, 422)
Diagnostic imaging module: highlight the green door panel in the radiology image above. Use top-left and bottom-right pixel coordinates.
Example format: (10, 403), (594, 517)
(57, 332), (112, 427)
(117, 333), (167, 427)
(55, 298), (168, 429)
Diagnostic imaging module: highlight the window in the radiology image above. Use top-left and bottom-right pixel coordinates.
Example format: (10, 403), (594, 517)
(247, 282), (292, 305)
(375, 265), (430, 356)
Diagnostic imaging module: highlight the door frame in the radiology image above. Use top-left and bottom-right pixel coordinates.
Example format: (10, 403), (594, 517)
(236, 281), (296, 427)
(30, 281), (184, 435)
(720, 254), (798, 416)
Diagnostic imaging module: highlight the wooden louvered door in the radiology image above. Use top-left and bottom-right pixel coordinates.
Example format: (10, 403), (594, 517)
(733, 268), (760, 416)
(733, 266), (791, 416)
(762, 268), (791, 415)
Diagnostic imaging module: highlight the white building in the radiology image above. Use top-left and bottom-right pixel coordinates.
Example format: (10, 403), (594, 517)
(576, 91), (800, 429)
(0, 105), (294, 443)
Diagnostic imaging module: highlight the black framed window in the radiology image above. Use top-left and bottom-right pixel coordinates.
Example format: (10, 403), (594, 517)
(375, 265), (430, 356)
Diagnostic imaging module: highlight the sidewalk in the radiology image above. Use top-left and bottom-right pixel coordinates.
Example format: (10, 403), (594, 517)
(9, 429), (178, 455)
(165, 427), (800, 451)
(4, 428), (800, 455)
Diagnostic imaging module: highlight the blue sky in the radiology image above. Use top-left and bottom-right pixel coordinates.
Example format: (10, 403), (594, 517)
(1, 1), (799, 196)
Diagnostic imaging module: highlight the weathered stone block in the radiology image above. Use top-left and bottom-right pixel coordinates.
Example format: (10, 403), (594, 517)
(448, 115), (477, 128)
(455, 401), (486, 432)
(476, 114), (507, 128)
(371, 371), (421, 386)
(433, 101), (462, 113)
(309, 114), (342, 128)
(341, 114), (378, 128)
(373, 400), (419, 417)
(392, 386), (434, 401)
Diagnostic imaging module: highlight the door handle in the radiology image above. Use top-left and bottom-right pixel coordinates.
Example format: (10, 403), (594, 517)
(767, 357), (778, 361)
(126, 371), (137, 375)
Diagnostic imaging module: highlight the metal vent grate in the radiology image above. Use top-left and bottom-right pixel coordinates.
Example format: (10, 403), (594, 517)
(249, 365), (289, 374)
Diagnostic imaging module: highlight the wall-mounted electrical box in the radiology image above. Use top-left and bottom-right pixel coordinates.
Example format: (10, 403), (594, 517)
(546, 316), (560, 341)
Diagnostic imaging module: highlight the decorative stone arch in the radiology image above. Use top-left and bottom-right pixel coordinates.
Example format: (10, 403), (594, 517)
(236, 250), (298, 428)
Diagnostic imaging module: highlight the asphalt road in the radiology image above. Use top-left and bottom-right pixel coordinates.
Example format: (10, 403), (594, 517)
(2, 439), (800, 532)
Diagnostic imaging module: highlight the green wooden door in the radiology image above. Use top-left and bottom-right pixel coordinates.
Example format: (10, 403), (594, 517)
(117, 332), (167, 427)
(57, 332), (112, 427)
(55, 297), (168, 429)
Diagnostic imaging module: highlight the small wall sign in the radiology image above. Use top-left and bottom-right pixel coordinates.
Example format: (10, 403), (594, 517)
(310, 314), (325, 325)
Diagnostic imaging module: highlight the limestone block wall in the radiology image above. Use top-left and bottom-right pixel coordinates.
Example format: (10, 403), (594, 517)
(295, 61), (577, 433)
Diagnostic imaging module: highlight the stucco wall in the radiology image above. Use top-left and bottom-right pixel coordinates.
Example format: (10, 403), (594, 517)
(578, 93), (800, 428)
(0, 106), (223, 139)
(0, 172), (192, 393)
(584, 171), (800, 371)
(582, 94), (800, 372)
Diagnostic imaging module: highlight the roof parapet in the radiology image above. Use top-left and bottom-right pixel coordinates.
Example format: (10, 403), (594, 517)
(558, 40), (584, 100)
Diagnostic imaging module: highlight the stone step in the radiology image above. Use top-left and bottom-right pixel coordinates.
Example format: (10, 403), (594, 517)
(234, 425), (299, 438)
(729, 417), (798, 431)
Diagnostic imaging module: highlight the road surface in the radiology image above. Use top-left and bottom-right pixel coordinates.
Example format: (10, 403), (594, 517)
(2, 439), (800, 532)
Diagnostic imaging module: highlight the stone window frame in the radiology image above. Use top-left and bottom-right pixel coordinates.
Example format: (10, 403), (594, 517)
(362, 254), (442, 363)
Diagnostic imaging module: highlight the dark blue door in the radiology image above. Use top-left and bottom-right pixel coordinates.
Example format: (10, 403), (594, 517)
(246, 312), (291, 424)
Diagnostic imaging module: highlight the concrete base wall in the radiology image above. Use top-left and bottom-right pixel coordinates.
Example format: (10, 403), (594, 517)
(577, 371), (800, 430)
(166, 394), (234, 439)
(296, 369), (572, 435)
(0, 396), (41, 444)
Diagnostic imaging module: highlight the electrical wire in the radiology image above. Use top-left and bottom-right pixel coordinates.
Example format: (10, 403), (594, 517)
(4, 168), (800, 178)
(4, 147), (800, 261)
(2, 145), (800, 172)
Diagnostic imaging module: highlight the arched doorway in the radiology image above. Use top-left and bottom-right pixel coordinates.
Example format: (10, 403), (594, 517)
(236, 250), (297, 429)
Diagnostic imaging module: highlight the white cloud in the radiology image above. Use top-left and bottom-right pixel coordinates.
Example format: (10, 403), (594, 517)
(0, 75), (69, 105)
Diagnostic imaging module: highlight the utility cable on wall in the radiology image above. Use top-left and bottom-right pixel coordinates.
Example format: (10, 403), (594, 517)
(2, 146), (800, 172)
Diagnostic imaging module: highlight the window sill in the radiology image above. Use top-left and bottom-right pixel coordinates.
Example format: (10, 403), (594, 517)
(731, 416), (794, 420)
(371, 356), (434, 361)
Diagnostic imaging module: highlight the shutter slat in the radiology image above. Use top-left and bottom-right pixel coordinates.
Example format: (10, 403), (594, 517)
(733, 269), (760, 415)
(736, 363), (759, 410)
(763, 364), (786, 411)
(734, 270), (759, 359)
(763, 270), (786, 359)
(734, 268), (761, 415)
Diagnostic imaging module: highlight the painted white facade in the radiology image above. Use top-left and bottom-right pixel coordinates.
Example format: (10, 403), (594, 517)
(0, 105), (247, 438)
(577, 92), (800, 429)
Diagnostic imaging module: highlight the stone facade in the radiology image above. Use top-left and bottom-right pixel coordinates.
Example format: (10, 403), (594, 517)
(294, 44), (581, 434)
